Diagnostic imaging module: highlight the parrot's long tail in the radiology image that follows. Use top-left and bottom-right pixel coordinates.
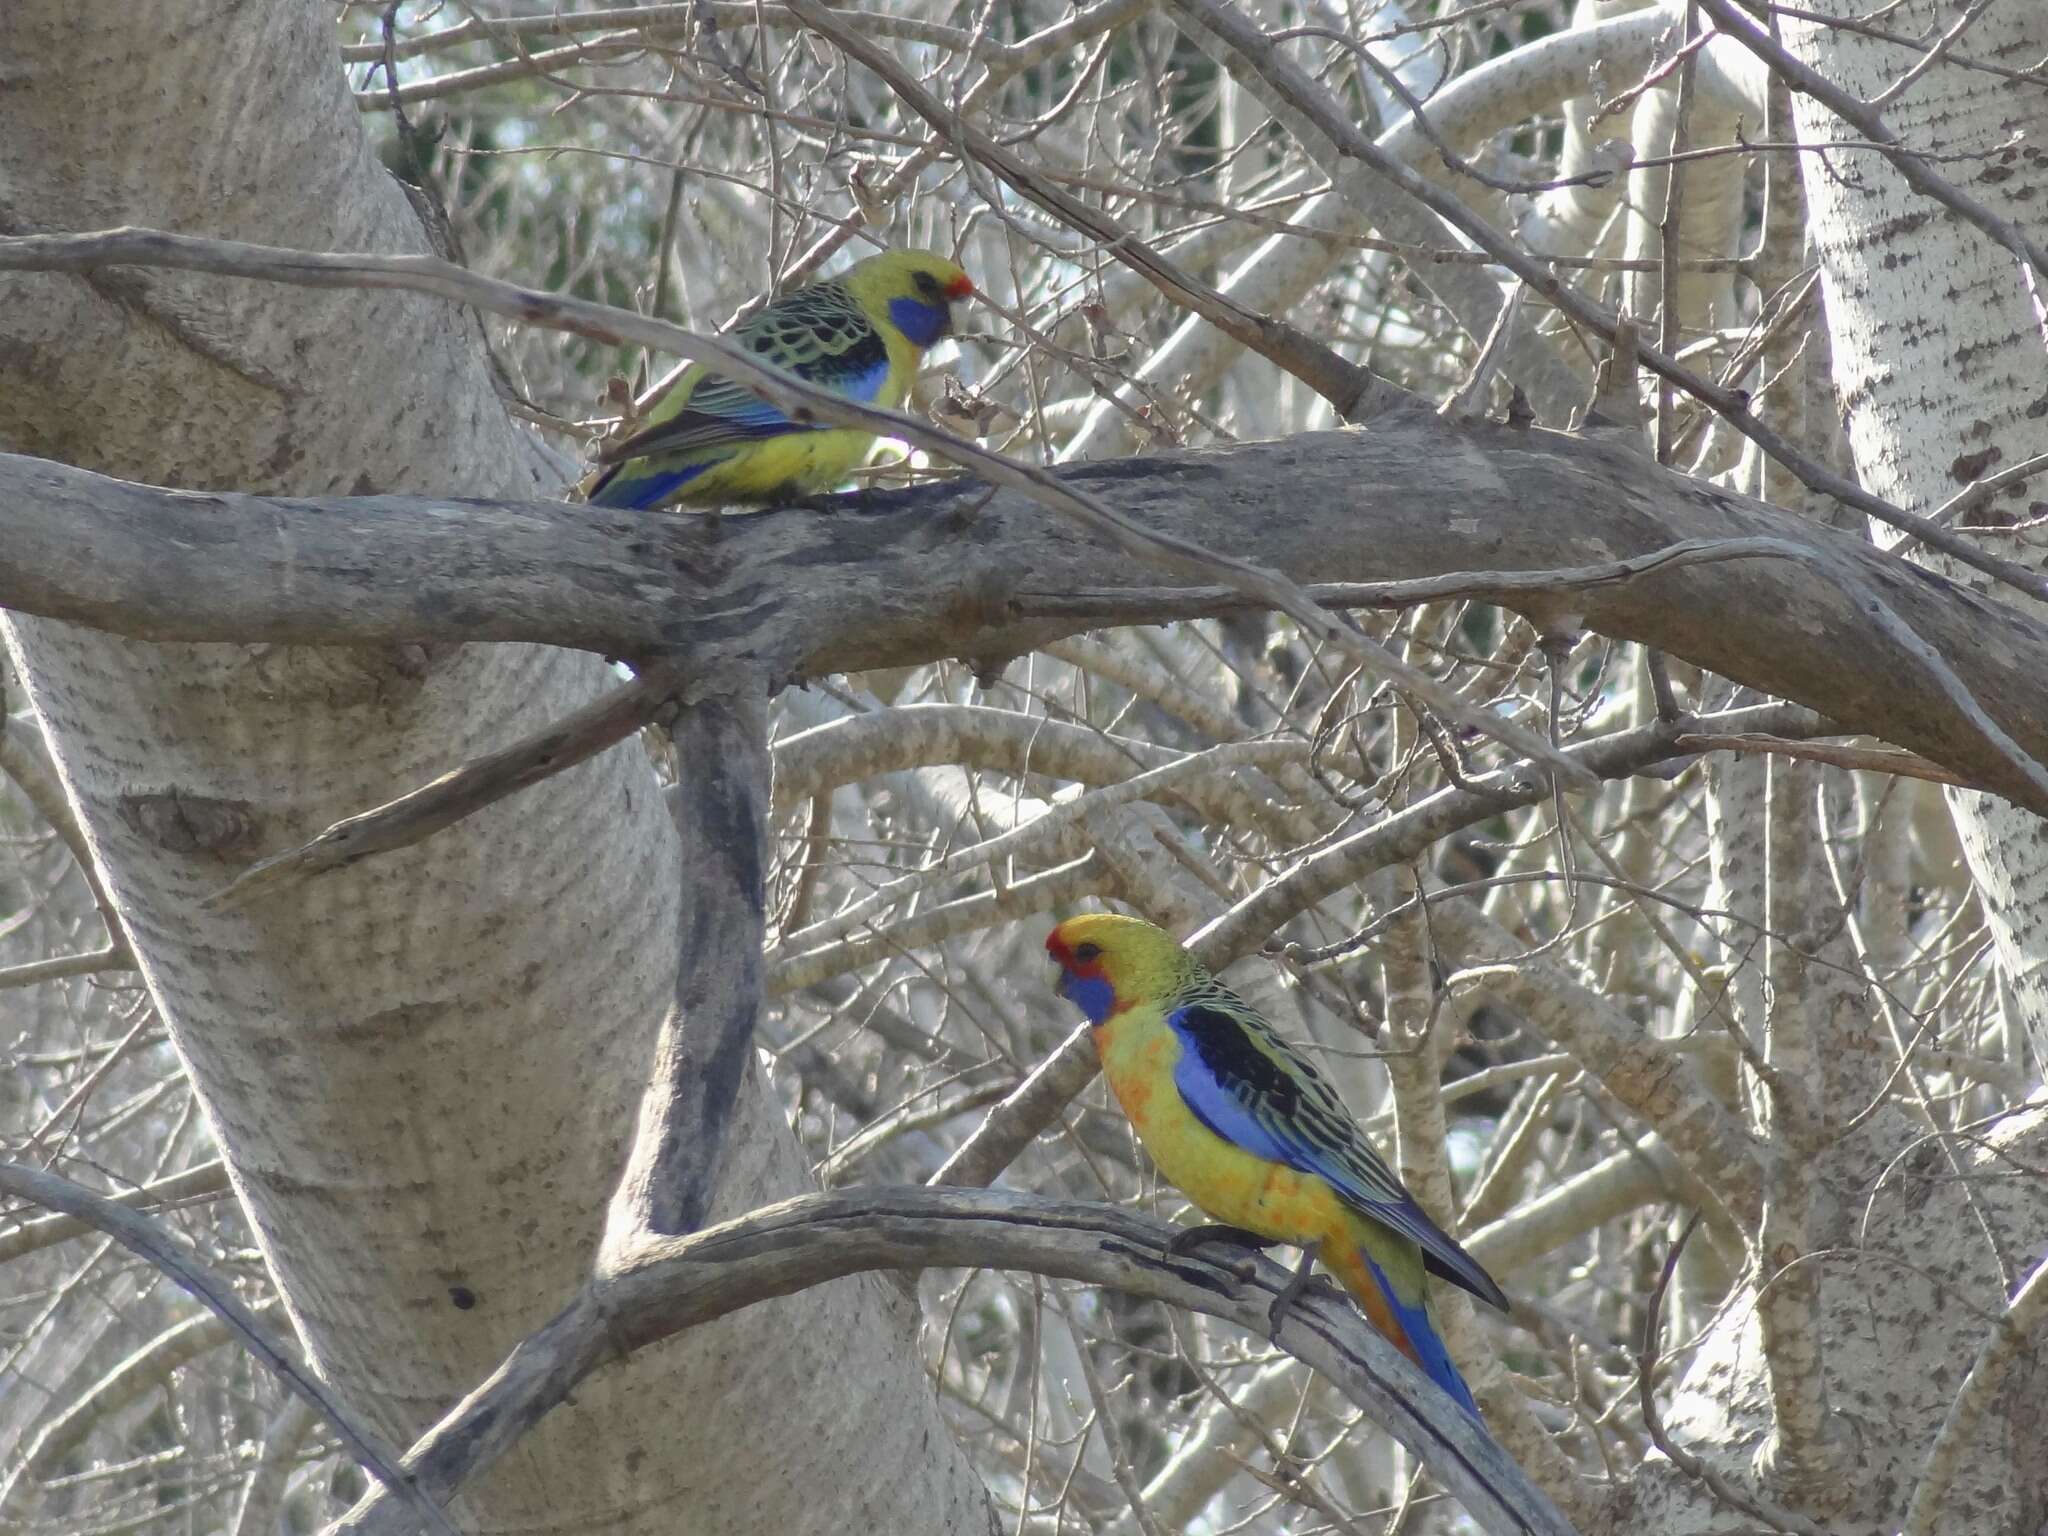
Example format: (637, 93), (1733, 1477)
(1321, 1234), (1481, 1419)
(583, 462), (702, 509)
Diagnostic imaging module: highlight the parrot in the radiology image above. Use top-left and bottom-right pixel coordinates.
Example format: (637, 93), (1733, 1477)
(1045, 911), (1509, 1417)
(581, 247), (975, 511)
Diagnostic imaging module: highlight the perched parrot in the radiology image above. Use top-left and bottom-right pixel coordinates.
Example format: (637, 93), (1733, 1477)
(1045, 912), (1508, 1417)
(581, 247), (975, 510)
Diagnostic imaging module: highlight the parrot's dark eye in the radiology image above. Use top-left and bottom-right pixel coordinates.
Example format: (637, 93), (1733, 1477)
(1073, 942), (1101, 963)
(914, 271), (942, 299)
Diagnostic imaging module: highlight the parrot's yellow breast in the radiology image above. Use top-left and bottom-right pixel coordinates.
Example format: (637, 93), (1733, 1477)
(685, 427), (888, 504)
(1095, 1021), (1351, 1247)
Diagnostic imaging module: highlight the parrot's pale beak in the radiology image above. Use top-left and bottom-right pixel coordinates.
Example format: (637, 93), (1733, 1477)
(946, 276), (975, 339)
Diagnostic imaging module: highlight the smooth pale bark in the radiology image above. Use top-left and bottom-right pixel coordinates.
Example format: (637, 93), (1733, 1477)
(1618, 5), (1746, 336)
(0, 5), (989, 1533)
(1621, 1102), (2048, 1536)
(1622, 7), (2048, 1532)
(1780, 1), (2048, 1057)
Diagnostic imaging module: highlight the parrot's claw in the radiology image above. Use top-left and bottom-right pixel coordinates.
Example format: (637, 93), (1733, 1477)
(1268, 1250), (1319, 1342)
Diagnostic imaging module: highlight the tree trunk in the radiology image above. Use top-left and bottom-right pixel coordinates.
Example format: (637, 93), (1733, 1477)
(0, 5), (989, 1532)
(1619, 6), (2048, 1530)
(1782, 0), (2048, 1059)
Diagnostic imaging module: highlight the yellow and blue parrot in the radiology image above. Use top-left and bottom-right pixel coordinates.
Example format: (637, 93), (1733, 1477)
(582, 248), (975, 510)
(1046, 913), (1508, 1416)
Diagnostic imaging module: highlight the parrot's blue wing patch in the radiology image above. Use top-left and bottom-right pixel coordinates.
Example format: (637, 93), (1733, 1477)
(1166, 1002), (1362, 1186)
(607, 351), (892, 469)
(586, 461), (712, 509)
(828, 354), (893, 405)
(711, 391), (800, 429)
(1166, 996), (1510, 1314)
(1168, 1024), (1298, 1165)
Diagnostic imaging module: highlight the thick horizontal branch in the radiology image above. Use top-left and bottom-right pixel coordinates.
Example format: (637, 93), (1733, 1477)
(328, 1187), (1577, 1536)
(0, 229), (1579, 785)
(4, 420), (2047, 808)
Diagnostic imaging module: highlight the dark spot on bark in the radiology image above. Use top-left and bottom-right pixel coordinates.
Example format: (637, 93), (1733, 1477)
(449, 1285), (477, 1310)
(1950, 446), (2001, 484)
(0, 335), (47, 374)
(116, 790), (264, 858)
(389, 643), (433, 679)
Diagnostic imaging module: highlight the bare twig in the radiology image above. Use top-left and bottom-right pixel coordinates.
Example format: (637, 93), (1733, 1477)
(926, 702), (1822, 1208)
(0, 1161), (453, 1536)
(929, 1023), (1097, 1187)
(1655, 3), (1700, 465)
(203, 657), (691, 909)
(780, 0), (1401, 427)
(1691, 0), (2048, 288)
(1673, 732), (1969, 788)
(1445, 282), (1531, 419)
(0, 710), (130, 952)
(4, 1312), (238, 1500)
(1013, 536), (1816, 619)
(1638, 1212), (1831, 1536)
(1149, 0), (2048, 610)
(0, 1159), (230, 1264)
(0, 945), (133, 990)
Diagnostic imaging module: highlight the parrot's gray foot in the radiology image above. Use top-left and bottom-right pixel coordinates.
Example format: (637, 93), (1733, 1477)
(1268, 1249), (1319, 1341)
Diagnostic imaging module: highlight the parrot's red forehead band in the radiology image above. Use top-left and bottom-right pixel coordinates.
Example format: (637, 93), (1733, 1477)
(1045, 930), (1105, 970)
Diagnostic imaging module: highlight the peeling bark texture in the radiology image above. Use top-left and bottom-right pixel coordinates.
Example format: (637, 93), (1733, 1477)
(0, 5), (989, 1534)
(1780, 1), (2048, 1057)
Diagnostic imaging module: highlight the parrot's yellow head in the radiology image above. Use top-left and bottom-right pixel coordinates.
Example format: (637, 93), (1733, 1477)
(841, 247), (976, 351)
(1046, 913), (1200, 1028)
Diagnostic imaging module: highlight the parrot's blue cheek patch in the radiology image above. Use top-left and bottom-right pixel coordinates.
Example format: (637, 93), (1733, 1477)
(887, 295), (950, 348)
(1059, 972), (1116, 1025)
